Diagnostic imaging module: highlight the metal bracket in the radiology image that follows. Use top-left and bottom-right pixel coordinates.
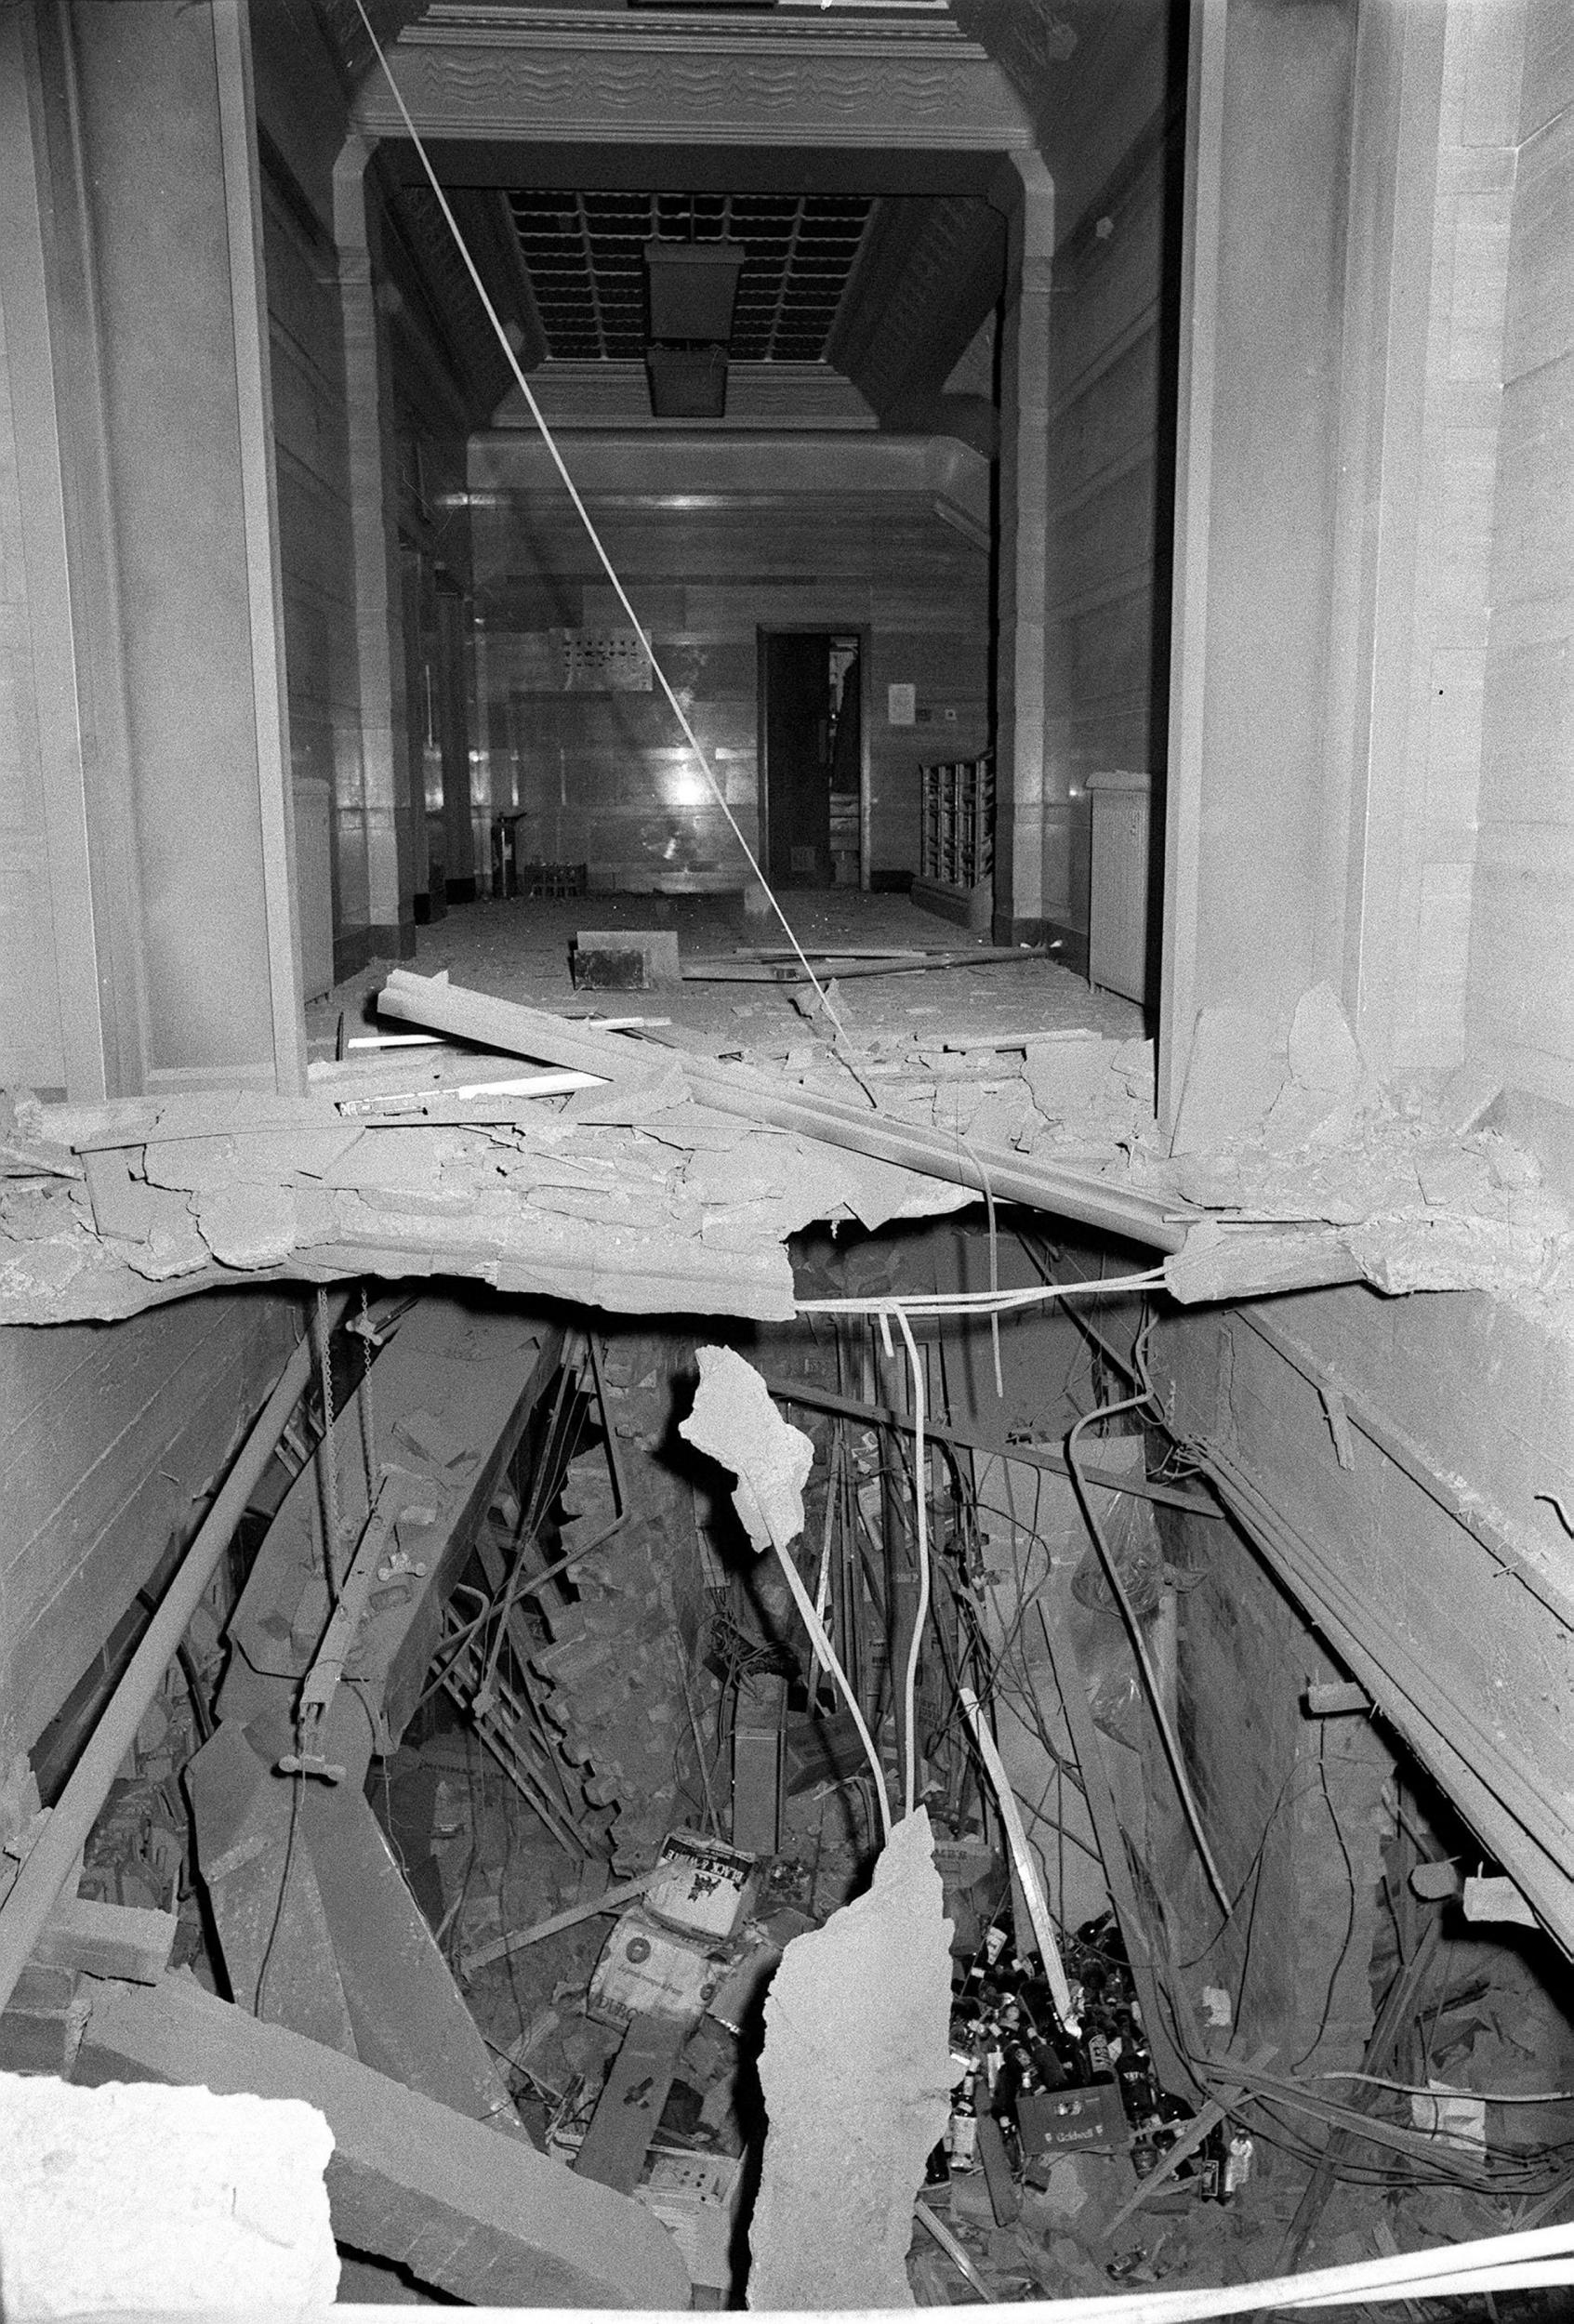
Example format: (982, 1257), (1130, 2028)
(278, 1467), (431, 1782)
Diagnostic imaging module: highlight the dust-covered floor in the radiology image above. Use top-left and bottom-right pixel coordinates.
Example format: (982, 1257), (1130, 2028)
(308, 889), (1144, 1063)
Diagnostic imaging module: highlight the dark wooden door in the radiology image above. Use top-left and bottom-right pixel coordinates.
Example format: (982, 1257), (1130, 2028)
(761, 632), (833, 888)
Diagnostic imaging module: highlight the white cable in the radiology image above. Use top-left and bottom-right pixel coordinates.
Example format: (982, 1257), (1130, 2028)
(351, 0), (854, 1051)
(895, 1308), (930, 1822)
(796, 1266), (1167, 1320)
(946, 2225), (1574, 2322)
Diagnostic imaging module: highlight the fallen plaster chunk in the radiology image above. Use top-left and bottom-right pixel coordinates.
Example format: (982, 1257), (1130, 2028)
(748, 1809), (953, 2309)
(680, 1343), (813, 1552)
(0, 2067), (337, 2317)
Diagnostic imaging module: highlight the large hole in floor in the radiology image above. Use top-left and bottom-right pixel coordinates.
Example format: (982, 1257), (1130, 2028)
(38, 1217), (1574, 2312)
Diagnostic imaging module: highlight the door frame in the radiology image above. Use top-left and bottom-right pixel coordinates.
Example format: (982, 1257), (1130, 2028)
(756, 624), (872, 892)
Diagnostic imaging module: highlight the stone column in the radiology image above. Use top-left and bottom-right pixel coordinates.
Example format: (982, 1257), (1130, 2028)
(990, 152), (1054, 945)
(7, 0), (306, 1095)
(334, 135), (417, 970)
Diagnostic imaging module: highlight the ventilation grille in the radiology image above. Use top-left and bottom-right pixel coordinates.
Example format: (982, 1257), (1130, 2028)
(508, 191), (874, 362)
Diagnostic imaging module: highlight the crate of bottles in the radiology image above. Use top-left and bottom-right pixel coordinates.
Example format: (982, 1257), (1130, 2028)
(919, 756), (994, 894)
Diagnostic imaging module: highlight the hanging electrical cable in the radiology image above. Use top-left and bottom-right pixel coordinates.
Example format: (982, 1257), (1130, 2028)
(895, 1308), (931, 1820)
(349, 0), (859, 1062)
(795, 1264), (1168, 1324)
(1064, 1321), (1230, 1912)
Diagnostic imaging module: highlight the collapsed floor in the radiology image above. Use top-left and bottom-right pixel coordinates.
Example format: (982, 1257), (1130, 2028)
(4, 1219), (1573, 2314)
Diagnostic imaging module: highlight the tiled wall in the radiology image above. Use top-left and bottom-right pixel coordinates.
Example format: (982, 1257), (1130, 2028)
(1038, 4), (1182, 949)
(1386, 0), (1522, 1074)
(261, 167), (362, 1000)
(467, 442), (991, 892)
(1467, 0), (1574, 1107)
(0, 249), (67, 1089)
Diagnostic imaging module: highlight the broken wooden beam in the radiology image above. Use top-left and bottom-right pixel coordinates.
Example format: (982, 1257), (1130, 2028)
(376, 969), (1192, 1255)
(74, 1973), (691, 2310)
(461, 1874), (655, 1979)
(1103, 2046), (1275, 2241)
(760, 1373), (1222, 1517)
(1276, 1919), (1445, 2272)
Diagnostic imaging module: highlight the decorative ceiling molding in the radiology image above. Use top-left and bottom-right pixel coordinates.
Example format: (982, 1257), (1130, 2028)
(352, 19), (1034, 148)
(406, 4), (974, 52)
(491, 358), (879, 430)
(828, 192), (1003, 416)
(942, 307), (998, 403)
(382, 181), (517, 421)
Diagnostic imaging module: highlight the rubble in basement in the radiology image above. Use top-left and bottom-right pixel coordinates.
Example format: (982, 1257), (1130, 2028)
(6, 1205), (1574, 2306)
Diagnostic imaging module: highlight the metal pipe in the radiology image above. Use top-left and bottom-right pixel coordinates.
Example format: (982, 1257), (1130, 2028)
(0, 1295), (347, 2018)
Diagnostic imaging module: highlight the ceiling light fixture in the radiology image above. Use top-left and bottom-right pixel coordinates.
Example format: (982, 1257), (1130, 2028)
(643, 238), (745, 342)
(644, 343), (730, 421)
(643, 235), (744, 420)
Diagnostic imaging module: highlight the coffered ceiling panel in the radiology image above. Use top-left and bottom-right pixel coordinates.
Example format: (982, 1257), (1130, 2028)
(507, 190), (876, 362)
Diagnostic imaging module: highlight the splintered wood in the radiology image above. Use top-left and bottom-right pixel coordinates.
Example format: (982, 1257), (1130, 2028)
(748, 1809), (953, 2310)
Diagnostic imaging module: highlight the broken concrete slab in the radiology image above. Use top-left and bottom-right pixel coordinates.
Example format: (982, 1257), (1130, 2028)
(748, 1809), (953, 2308)
(0, 2066), (338, 2316)
(0, 1963), (85, 2076)
(74, 1973), (691, 2310)
(1170, 1006), (1286, 1155)
(195, 1181), (300, 1270)
(31, 1894), (177, 1987)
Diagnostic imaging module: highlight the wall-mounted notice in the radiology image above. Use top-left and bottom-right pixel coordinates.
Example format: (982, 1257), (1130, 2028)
(562, 627), (652, 692)
(509, 628), (653, 693)
(887, 683), (916, 727)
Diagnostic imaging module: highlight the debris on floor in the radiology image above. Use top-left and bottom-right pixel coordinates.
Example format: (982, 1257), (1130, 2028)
(6, 927), (1566, 1329)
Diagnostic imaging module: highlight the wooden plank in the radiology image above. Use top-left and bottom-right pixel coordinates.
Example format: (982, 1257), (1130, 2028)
(959, 1686), (1074, 2021)
(575, 2012), (686, 2197)
(376, 970), (1193, 1255)
(1103, 2045), (1275, 2240)
(461, 1874), (654, 1979)
(75, 1973), (691, 2309)
(1277, 1900), (1444, 2268)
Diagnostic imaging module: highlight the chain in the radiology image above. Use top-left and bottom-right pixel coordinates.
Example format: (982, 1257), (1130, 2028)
(357, 1286), (377, 1499)
(314, 1288), (342, 1589)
